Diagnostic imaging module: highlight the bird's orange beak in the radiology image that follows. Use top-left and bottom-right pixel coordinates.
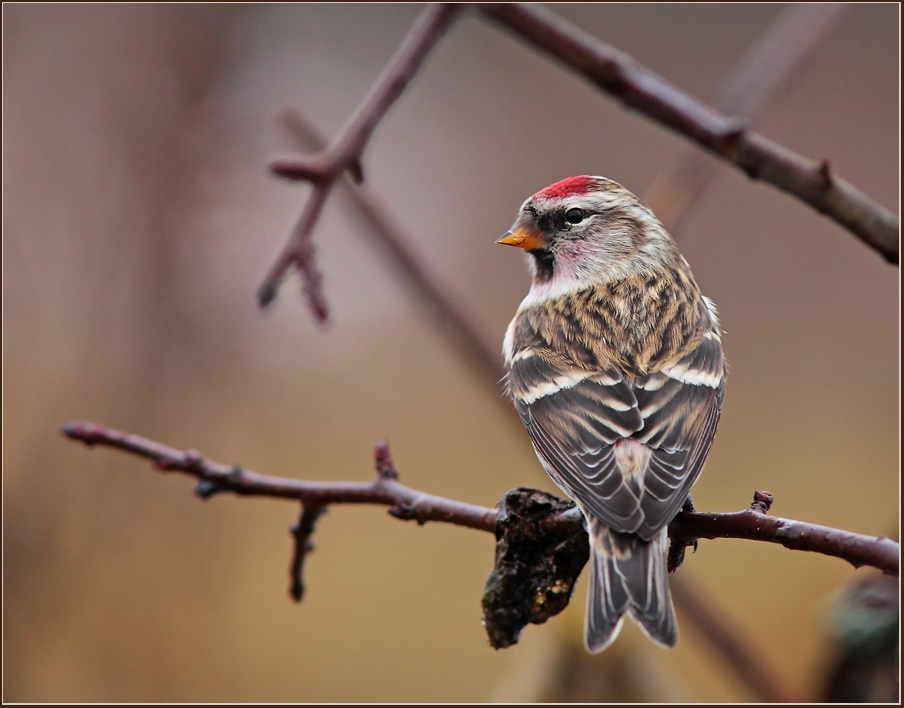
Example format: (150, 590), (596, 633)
(496, 226), (546, 251)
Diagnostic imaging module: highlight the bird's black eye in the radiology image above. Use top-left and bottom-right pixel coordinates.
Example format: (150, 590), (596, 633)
(565, 208), (584, 224)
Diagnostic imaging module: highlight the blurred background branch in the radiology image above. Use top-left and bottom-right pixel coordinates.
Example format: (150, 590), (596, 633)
(277, 108), (507, 403)
(644, 3), (847, 233)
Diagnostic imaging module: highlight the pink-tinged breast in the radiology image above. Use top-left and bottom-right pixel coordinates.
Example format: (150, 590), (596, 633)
(533, 176), (596, 201)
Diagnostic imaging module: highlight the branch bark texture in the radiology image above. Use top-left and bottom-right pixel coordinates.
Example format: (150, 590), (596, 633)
(61, 420), (899, 577)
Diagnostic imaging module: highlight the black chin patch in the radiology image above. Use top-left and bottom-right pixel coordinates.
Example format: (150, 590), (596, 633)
(529, 248), (556, 282)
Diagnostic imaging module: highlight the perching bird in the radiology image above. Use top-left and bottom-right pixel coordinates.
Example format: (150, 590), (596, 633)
(499, 176), (725, 653)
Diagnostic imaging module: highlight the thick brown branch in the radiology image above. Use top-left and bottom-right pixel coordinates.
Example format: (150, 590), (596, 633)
(62, 421), (899, 577)
(258, 4), (464, 316)
(481, 3), (899, 264)
(541, 491), (899, 575)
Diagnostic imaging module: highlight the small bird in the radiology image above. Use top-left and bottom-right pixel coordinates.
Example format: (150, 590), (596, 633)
(499, 176), (725, 652)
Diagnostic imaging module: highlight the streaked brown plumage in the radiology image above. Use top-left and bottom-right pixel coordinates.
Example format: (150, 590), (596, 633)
(499, 176), (725, 652)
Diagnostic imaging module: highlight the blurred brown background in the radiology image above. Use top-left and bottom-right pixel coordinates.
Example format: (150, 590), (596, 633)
(3, 4), (898, 702)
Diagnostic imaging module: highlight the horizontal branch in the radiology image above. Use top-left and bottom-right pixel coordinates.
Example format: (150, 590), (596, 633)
(543, 491), (899, 576)
(61, 419), (895, 703)
(481, 3), (899, 264)
(61, 420), (899, 576)
(668, 491), (899, 574)
(61, 420), (496, 532)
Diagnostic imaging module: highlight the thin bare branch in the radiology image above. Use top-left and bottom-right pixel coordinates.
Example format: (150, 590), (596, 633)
(481, 3), (899, 264)
(288, 502), (325, 602)
(61, 421), (899, 577)
(258, 181), (333, 319)
(61, 421), (497, 532)
(644, 3), (847, 233)
(259, 4), (464, 316)
(668, 491), (900, 574)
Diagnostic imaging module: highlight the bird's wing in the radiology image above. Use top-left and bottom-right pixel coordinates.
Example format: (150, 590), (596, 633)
(632, 332), (724, 537)
(510, 332), (724, 539)
(509, 348), (647, 531)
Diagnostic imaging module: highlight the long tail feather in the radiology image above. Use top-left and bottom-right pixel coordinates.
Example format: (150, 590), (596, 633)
(584, 521), (677, 653)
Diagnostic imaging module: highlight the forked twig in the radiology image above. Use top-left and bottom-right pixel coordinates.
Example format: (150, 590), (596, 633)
(258, 4), (464, 318)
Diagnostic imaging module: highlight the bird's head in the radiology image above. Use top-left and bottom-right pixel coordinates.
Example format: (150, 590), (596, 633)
(498, 176), (676, 295)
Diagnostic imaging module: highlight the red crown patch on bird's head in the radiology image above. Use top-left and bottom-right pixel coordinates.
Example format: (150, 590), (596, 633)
(532, 176), (597, 201)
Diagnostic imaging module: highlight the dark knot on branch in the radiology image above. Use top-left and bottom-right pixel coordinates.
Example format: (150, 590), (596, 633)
(481, 487), (588, 649)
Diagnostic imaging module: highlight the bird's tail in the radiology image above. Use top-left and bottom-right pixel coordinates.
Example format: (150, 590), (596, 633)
(584, 520), (677, 653)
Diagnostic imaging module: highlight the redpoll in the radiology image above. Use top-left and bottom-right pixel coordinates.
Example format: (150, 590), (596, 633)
(499, 176), (725, 652)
